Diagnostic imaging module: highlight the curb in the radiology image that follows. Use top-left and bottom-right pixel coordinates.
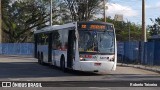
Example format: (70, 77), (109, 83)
(0, 55), (34, 58)
(117, 63), (160, 73)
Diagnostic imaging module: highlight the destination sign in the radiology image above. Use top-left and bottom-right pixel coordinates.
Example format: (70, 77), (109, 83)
(79, 24), (106, 31)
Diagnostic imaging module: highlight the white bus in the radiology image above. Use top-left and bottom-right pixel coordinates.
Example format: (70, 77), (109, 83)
(34, 21), (117, 73)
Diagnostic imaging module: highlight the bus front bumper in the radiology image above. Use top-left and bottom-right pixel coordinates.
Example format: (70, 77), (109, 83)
(73, 61), (116, 73)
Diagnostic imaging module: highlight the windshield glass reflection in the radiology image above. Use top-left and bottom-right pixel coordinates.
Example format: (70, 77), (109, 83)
(78, 31), (115, 54)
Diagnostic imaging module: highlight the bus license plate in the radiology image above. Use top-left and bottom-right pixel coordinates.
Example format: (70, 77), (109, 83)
(94, 63), (101, 66)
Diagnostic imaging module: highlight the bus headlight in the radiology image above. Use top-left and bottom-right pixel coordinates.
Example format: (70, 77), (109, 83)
(109, 56), (115, 62)
(80, 57), (85, 61)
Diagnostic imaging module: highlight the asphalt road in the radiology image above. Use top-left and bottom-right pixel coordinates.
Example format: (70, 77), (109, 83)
(0, 55), (160, 90)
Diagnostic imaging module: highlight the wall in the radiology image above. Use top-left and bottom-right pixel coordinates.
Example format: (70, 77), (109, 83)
(0, 43), (34, 56)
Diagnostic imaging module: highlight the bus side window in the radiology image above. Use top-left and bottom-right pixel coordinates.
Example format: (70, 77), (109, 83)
(41, 33), (48, 45)
(63, 30), (69, 50)
(52, 31), (57, 50)
(52, 31), (61, 50)
(65, 42), (68, 50)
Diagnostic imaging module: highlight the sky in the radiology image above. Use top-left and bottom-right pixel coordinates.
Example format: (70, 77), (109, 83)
(99, 0), (160, 25)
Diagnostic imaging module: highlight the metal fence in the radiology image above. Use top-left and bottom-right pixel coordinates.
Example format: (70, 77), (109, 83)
(117, 42), (140, 63)
(117, 41), (160, 65)
(154, 42), (160, 65)
(0, 43), (34, 56)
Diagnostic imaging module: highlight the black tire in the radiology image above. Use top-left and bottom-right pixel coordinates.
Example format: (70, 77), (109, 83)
(40, 53), (44, 65)
(60, 56), (66, 72)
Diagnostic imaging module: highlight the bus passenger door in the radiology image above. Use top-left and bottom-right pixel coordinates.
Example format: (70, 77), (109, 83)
(34, 34), (38, 58)
(48, 33), (52, 63)
(67, 30), (75, 68)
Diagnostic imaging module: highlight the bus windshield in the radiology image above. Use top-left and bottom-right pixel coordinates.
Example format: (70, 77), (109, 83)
(78, 30), (115, 54)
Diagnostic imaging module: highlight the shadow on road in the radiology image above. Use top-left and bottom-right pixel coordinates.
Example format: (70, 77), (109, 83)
(0, 61), (100, 79)
(0, 62), (71, 78)
(1, 55), (159, 80)
(50, 66), (100, 76)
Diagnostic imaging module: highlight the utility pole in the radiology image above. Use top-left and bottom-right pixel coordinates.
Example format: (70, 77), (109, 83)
(128, 22), (131, 42)
(126, 19), (130, 41)
(87, 0), (88, 21)
(103, 0), (106, 22)
(85, 0), (88, 21)
(142, 0), (147, 42)
(50, 0), (52, 26)
(0, 0), (2, 43)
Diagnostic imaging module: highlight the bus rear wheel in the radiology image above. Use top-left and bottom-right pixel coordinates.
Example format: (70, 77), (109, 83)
(40, 53), (44, 65)
(60, 56), (66, 72)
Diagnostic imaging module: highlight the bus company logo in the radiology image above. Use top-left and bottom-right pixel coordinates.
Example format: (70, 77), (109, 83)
(92, 56), (97, 59)
(2, 82), (11, 87)
(100, 57), (109, 60)
(84, 55), (92, 58)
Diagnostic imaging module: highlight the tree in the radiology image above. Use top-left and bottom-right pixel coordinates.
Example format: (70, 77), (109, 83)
(1, 0), (60, 42)
(148, 17), (160, 36)
(96, 17), (142, 41)
(63, 0), (103, 21)
(52, 0), (72, 24)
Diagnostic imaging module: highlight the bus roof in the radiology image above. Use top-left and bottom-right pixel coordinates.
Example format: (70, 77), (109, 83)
(34, 21), (113, 34)
(78, 21), (113, 25)
(34, 22), (76, 34)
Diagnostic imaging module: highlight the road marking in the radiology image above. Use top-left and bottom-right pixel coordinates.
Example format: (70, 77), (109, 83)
(8, 78), (20, 81)
(89, 87), (112, 90)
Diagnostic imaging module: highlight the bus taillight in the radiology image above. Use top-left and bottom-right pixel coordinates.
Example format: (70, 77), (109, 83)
(94, 63), (101, 66)
(80, 56), (86, 61)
